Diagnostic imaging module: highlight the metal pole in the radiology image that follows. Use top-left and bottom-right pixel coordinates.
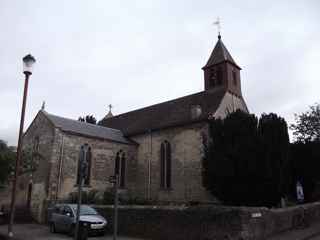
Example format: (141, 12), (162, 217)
(74, 178), (83, 240)
(113, 174), (119, 240)
(75, 147), (87, 240)
(8, 73), (30, 237)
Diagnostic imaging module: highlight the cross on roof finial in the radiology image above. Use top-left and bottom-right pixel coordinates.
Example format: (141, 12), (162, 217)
(41, 101), (46, 111)
(213, 17), (221, 39)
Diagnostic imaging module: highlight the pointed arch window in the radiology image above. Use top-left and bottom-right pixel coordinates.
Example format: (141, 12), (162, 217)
(160, 141), (171, 189)
(217, 67), (223, 85)
(76, 145), (92, 186)
(33, 136), (40, 153)
(232, 70), (237, 86)
(115, 150), (126, 188)
(209, 69), (216, 88)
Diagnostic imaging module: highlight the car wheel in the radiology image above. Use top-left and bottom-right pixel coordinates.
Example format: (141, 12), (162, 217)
(50, 222), (56, 233)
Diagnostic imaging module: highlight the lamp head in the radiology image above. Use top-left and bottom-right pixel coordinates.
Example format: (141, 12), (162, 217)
(23, 54), (36, 75)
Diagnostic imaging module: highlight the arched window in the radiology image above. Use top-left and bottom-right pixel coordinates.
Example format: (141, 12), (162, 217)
(115, 150), (126, 188)
(33, 136), (40, 153)
(209, 69), (216, 88)
(232, 70), (237, 86)
(76, 145), (92, 186)
(160, 141), (171, 189)
(217, 67), (223, 85)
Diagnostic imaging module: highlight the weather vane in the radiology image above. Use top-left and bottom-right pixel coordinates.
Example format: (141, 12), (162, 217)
(41, 101), (46, 111)
(213, 17), (221, 38)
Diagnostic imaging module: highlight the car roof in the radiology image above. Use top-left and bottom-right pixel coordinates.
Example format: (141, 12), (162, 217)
(54, 204), (91, 208)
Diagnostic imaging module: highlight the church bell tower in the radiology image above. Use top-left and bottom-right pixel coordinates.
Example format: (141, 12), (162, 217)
(202, 34), (242, 97)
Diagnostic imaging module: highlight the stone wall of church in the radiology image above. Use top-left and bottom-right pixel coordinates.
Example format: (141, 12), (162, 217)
(131, 122), (214, 203)
(50, 132), (137, 201)
(214, 92), (248, 118)
(23, 112), (56, 221)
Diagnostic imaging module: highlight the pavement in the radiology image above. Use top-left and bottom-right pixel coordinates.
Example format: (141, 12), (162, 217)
(1, 223), (320, 240)
(267, 222), (320, 240)
(0, 224), (146, 240)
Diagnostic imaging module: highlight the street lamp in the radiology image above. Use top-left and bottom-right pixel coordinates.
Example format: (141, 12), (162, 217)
(8, 54), (36, 238)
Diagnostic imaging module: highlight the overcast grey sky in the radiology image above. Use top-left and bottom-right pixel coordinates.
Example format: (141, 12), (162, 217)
(0, 0), (319, 145)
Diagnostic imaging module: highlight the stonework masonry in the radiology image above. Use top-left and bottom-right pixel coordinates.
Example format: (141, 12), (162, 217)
(22, 112), (55, 221)
(8, 35), (251, 223)
(22, 111), (137, 222)
(131, 122), (214, 203)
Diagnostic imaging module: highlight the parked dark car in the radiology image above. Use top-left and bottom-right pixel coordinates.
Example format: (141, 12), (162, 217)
(48, 204), (107, 236)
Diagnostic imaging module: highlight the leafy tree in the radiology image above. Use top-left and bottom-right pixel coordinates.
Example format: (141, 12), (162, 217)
(78, 117), (85, 122)
(0, 140), (15, 185)
(290, 103), (320, 142)
(202, 110), (290, 206)
(290, 141), (320, 202)
(289, 103), (320, 202)
(78, 115), (97, 124)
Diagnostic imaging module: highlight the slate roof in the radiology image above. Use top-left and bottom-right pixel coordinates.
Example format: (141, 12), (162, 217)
(203, 36), (241, 69)
(42, 111), (132, 144)
(99, 89), (226, 136)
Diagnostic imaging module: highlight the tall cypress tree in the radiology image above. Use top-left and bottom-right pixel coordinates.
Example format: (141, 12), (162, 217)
(202, 111), (290, 206)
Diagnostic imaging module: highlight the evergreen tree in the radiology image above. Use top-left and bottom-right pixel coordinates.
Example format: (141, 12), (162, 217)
(202, 110), (290, 206)
(78, 115), (97, 124)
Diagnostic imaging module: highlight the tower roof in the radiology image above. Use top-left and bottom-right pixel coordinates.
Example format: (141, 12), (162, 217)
(203, 35), (241, 69)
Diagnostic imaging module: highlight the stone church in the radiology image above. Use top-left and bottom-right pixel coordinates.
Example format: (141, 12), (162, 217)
(22, 34), (248, 221)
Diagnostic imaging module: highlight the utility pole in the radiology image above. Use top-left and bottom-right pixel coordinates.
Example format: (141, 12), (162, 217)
(74, 144), (89, 240)
(8, 54), (36, 238)
(113, 174), (119, 240)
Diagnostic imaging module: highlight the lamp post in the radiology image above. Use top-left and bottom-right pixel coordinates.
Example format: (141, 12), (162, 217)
(8, 54), (36, 237)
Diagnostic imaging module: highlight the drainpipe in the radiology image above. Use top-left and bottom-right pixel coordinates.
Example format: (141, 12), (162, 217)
(56, 136), (64, 202)
(148, 129), (152, 200)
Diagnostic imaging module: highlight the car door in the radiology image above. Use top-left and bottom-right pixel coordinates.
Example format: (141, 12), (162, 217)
(62, 206), (74, 232)
(52, 205), (64, 232)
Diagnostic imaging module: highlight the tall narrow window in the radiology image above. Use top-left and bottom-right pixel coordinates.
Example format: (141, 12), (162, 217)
(232, 71), (237, 86)
(217, 67), (223, 85)
(115, 150), (126, 188)
(33, 136), (40, 153)
(209, 69), (216, 88)
(160, 141), (171, 189)
(32, 136), (40, 170)
(76, 145), (92, 186)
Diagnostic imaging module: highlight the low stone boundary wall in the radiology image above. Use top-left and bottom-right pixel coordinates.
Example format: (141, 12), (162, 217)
(93, 202), (320, 240)
(243, 202), (320, 239)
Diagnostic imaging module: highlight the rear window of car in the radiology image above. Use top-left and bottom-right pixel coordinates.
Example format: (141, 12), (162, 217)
(53, 205), (63, 214)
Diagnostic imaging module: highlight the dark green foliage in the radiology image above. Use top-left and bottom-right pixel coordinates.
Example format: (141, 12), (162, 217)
(68, 189), (102, 204)
(102, 190), (114, 204)
(288, 103), (320, 202)
(202, 110), (290, 207)
(290, 141), (320, 202)
(290, 103), (320, 142)
(78, 115), (97, 124)
(0, 140), (15, 185)
(258, 113), (290, 197)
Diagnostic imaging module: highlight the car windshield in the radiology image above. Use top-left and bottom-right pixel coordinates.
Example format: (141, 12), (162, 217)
(71, 205), (98, 215)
